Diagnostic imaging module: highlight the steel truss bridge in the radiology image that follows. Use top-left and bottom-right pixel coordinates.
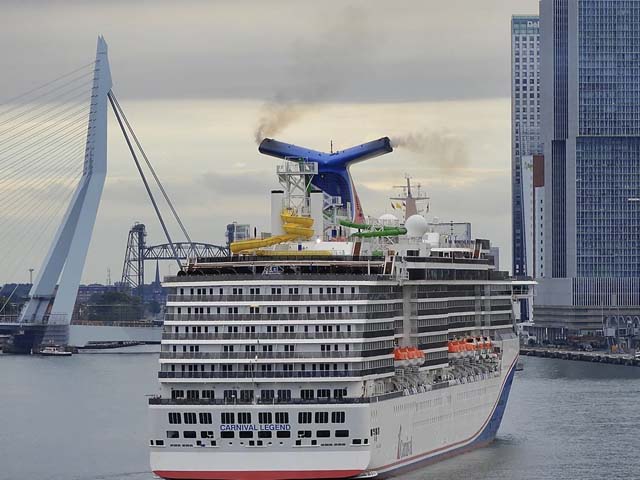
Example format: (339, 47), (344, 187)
(121, 222), (228, 296)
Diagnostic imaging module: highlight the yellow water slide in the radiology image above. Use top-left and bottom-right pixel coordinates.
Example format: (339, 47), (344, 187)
(230, 211), (315, 254)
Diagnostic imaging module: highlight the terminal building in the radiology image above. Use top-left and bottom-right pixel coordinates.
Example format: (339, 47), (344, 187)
(534, 0), (640, 344)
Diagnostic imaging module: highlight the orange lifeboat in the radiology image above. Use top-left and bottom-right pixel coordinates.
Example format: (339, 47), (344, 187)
(406, 347), (422, 366)
(464, 337), (476, 354)
(448, 339), (463, 358)
(394, 347), (410, 367)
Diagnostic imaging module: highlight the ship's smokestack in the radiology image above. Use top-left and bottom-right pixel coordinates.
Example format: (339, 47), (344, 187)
(258, 137), (393, 221)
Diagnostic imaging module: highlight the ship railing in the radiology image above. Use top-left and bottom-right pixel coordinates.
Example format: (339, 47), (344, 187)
(166, 293), (401, 303)
(158, 367), (394, 379)
(190, 254), (385, 264)
(0, 315), (20, 324)
(163, 273), (390, 283)
(1, 313), (67, 325)
(148, 391), (404, 406)
(163, 312), (402, 322)
(159, 348), (392, 360)
(71, 319), (159, 327)
(162, 330), (396, 341)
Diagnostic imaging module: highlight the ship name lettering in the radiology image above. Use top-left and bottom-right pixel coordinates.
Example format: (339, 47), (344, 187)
(220, 424), (291, 431)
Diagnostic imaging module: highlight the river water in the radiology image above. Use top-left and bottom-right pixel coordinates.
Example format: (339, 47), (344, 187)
(1, 353), (639, 480)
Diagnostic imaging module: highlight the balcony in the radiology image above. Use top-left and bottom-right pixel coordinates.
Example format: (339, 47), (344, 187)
(159, 348), (393, 360)
(148, 392), (404, 406)
(162, 330), (396, 341)
(158, 367), (394, 380)
(163, 312), (401, 322)
(166, 293), (401, 303)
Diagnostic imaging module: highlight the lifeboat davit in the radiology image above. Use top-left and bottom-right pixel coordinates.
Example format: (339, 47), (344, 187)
(414, 347), (425, 366)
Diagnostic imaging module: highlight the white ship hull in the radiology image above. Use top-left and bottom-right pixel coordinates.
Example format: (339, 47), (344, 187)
(149, 338), (518, 480)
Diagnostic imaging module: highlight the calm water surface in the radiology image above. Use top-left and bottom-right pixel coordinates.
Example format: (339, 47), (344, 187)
(1, 353), (639, 480)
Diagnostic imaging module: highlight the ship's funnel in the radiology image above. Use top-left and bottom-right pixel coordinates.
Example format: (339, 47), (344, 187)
(258, 137), (393, 221)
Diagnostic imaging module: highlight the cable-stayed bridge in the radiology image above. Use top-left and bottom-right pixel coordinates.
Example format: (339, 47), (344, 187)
(0, 37), (227, 352)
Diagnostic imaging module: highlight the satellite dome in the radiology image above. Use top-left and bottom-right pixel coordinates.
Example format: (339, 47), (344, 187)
(405, 214), (429, 237)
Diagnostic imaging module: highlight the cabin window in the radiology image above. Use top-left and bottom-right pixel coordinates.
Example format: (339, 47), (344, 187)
(259, 412), (273, 424)
(314, 412), (329, 423)
(298, 412), (312, 424)
(238, 412), (252, 424)
(331, 412), (346, 423)
(277, 389), (291, 401)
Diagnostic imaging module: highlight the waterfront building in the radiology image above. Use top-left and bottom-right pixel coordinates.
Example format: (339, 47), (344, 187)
(225, 222), (251, 248)
(535, 0), (640, 342)
(511, 15), (542, 323)
(511, 15), (542, 280)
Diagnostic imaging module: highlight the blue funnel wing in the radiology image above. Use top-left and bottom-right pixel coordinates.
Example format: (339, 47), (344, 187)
(258, 139), (329, 162)
(257, 137), (392, 220)
(325, 137), (393, 167)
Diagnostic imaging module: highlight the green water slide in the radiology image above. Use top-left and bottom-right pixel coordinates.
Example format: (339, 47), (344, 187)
(351, 228), (406, 238)
(339, 219), (406, 237)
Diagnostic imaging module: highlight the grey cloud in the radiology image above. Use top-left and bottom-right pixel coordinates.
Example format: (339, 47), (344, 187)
(0, 0), (538, 104)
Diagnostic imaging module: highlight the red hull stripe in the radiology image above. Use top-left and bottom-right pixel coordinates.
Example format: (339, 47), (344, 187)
(154, 469), (363, 480)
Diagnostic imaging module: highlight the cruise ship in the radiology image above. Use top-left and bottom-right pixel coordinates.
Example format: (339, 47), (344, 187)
(148, 137), (526, 480)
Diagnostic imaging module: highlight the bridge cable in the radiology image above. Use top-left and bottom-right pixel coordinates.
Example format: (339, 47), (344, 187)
(107, 91), (183, 271)
(108, 92), (195, 252)
(0, 61), (94, 307)
(0, 64), (94, 118)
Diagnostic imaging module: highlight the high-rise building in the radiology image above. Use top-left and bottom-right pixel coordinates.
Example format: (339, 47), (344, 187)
(225, 222), (251, 247)
(535, 0), (640, 341)
(511, 15), (542, 322)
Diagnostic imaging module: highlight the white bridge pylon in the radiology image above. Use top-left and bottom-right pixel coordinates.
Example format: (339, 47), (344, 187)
(19, 36), (112, 330)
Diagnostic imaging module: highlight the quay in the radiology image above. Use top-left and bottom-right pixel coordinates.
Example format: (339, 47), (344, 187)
(521, 347), (640, 367)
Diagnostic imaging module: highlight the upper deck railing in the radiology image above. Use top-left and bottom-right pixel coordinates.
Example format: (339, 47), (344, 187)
(166, 293), (401, 303)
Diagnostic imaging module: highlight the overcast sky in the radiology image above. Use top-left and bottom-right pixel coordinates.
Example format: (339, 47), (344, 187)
(0, 0), (539, 285)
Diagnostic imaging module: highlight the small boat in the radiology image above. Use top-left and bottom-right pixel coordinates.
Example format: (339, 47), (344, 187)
(515, 361), (524, 371)
(39, 345), (72, 357)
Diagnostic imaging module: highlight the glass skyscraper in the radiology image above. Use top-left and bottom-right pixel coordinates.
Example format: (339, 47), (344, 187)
(512, 15), (542, 280)
(511, 16), (542, 322)
(535, 0), (640, 340)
